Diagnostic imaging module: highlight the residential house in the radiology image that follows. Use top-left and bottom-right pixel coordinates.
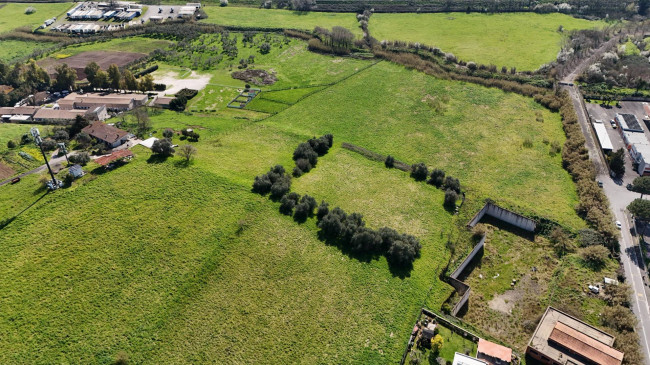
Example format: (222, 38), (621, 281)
(81, 121), (131, 148)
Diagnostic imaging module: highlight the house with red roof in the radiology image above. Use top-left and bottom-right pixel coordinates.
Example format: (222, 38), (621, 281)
(477, 338), (512, 365)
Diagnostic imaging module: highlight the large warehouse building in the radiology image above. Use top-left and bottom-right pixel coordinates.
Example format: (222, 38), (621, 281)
(527, 307), (623, 365)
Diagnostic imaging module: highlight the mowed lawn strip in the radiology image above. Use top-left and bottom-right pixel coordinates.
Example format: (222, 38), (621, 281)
(369, 12), (606, 70)
(0, 2), (71, 33)
(201, 6), (362, 36)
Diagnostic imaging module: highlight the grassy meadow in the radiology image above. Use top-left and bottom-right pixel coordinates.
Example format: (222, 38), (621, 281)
(369, 12), (606, 70)
(0, 39), (55, 63)
(0, 3), (71, 33)
(49, 36), (173, 58)
(201, 6), (361, 36)
(0, 37), (594, 363)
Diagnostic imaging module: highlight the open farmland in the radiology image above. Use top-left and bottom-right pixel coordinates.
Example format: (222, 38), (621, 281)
(369, 12), (607, 70)
(201, 6), (361, 36)
(49, 37), (172, 58)
(0, 2), (71, 33)
(0, 39), (56, 63)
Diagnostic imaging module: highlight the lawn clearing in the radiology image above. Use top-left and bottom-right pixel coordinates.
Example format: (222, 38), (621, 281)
(49, 36), (172, 59)
(0, 2), (71, 33)
(201, 6), (361, 36)
(369, 12), (606, 70)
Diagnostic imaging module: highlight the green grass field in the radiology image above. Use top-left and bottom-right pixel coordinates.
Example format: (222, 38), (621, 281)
(0, 3), (71, 33)
(0, 36), (594, 363)
(369, 12), (606, 70)
(201, 6), (361, 36)
(50, 36), (173, 58)
(0, 39), (55, 63)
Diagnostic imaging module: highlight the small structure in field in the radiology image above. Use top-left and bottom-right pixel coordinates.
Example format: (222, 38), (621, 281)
(139, 137), (159, 149)
(453, 353), (488, 365)
(94, 149), (134, 168)
(476, 338), (511, 365)
(69, 164), (85, 178)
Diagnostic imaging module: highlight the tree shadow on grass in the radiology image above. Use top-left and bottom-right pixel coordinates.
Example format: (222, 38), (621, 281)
(147, 154), (169, 164)
(0, 191), (48, 231)
(174, 159), (192, 168)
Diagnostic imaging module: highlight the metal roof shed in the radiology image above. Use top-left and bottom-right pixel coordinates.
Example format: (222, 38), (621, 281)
(592, 122), (613, 151)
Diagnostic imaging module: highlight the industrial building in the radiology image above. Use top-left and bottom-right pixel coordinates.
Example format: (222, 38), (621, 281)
(58, 93), (148, 112)
(615, 113), (643, 132)
(592, 121), (613, 153)
(527, 307), (623, 365)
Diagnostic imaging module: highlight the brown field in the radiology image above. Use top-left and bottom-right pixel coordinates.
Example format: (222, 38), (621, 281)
(38, 51), (146, 80)
(0, 162), (15, 180)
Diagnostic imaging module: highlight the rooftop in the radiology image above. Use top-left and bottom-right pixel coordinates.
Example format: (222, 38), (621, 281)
(95, 149), (133, 166)
(592, 122), (613, 150)
(616, 113), (643, 132)
(453, 353), (488, 365)
(477, 339), (512, 363)
(81, 121), (129, 144)
(528, 307), (622, 365)
(34, 109), (87, 120)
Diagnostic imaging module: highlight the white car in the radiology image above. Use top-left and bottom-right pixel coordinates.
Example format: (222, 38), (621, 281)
(616, 221), (622, 230)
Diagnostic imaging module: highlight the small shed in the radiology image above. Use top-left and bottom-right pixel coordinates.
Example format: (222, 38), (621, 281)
(69, 164), (84, 178)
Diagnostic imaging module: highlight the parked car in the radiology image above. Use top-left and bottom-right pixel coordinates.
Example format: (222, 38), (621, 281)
(627, 183), (633, 191)
(10, 177), (20, 184)
(597, 180), (603, 188)
(610, 120), (617, 128)
(158, 7), (162, 13)
(616, 221), (622, 229)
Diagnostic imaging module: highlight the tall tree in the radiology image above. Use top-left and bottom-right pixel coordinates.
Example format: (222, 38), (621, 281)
(609, 148), (625, 176)
(628, 199), (650, 221)
(93, 70), (109, 89)
(23, 60), (50, 92)
(84, 62), (100, 85)
(632, 176), (650, 198)
(138, 74), (154, 92)
(54, 63), (77, 91)
(122, 69), (138, 91)
(107, 64), (121, 91)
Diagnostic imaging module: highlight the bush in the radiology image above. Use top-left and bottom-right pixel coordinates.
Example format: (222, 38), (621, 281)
(580, 245), (609, 268)
(260, 42), (271, 54)
(20, 133), (33, 146)
(6, 140), (16, 149)
(602, 305), (637, 332)
(254, 165), (292, 198)
(300, 194), (317, 212)
(430, 334), (443, 353)
(295, 158), (312, 173)
(25, 6), (35, 14)
(220, 0), (228, 6)
(162, 128), (174, 139)
(280, 192), (300, 215)
(292, 166), (304, 177)
(386, 237), (420, 267)
(169, 96), (188, 112)
(444, 189), (458, 208)
(53, 129), (69, 142)
(252, 174), (273, 194)
(308, 135), (331, 156)
(385, 155), (395, 168)
(316, 201), (329, 221)
(270, 175), (291, 199)
(341, 212), (365, 243)
(428, 169), (445, 187)
(578, 228), (605, 247)
(151, 138), (175, 157)
(69, 152), (90, 166)
(410, 162), (428, 181)
(318, 207), (347, 238)
(176, 88), (199, 100)
(75, 132), (91, 147)
(40, 139), (57, 151)
(443, 176), (461, 193)
(350, 227), (382, 253)
(293, 142), (318, 166)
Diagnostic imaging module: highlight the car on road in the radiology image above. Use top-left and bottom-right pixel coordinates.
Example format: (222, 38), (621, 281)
(616, 221), (622, 229)
(10, 177), (20, 184)
(627, 183), (633, 191)
(597, 180), (603, 187)
(610, 120), (617, 128)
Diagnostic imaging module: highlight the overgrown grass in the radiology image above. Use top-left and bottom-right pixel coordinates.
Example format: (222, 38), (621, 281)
(49, 36), (172, 58)
(369, 12), (606, 70)
(0, 2), (71, 34)
(201, 6), (361, 36)
(0, 39), (56, 62)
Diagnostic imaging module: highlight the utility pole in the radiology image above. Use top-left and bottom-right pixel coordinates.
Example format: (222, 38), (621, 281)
(30, 128), (59, 189)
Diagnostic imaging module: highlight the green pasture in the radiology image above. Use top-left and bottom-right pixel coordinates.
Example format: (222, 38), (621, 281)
(201, 6), (361, 36)
(0, 2), (71, 33)
(50, 36), (172, 58)
(369, 12), (606, 70)
(0, 39), (55, 63)
(0, 37), (595, 363)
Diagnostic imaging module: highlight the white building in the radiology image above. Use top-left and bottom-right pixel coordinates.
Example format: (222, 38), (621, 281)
(452, 353), (488, 365)
(622, 130), (650, 176)
(592, 122), (613, 152)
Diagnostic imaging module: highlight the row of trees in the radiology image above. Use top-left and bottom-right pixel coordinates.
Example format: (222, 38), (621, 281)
(84, 61), (155, 92)
(391, 158), (462, 209)
(292, 134), (333, 177)
(317, 203), (421, 268)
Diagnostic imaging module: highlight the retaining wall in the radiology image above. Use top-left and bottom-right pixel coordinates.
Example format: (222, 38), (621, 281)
(467, 202), (536, 232)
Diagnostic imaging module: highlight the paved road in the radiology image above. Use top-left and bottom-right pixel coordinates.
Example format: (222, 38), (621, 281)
(0, 154), (71, 187)
(563, 84), (650, 363)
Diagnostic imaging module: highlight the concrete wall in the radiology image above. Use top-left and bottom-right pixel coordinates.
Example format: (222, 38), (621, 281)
(468, 202), (536, 232)
(451, 234), (486, 280)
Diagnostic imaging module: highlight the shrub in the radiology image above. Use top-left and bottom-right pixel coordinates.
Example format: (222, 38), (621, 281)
(25, 7), (35, 14)
(293, 202), (311, 221)
(300, 194), (317, 212)
(292, 166), (304, 177)
(444, 189), (458, 208)
(410, 162), (428, 181)
(604, 283), (631, 307)
(260, 42), (271, 54)
(430, 334), (444, 353)
(341, 212), (365, 242)
(443, 176), (461, 193)
(6, 140), (16, 149)
(220, 0), (228, 6)
(293, 142), (318, 166)
(169, 96), (188, 112)
(53, 129), (69, 142)
(602, 305), (637, 332)
(151, 138), (175, 157)
(75, 132), (91, 147)
(385, 155), (395, 168)
(316, 201), (329, 221)
(295, 158), (312, 173)
(386, 237), (420, 267)
(580, 245), (609, 268)
(308, 135), (331, 156)
(578, 228), (605, 247)
(40, 139), (57, 151)
(280, 192), (300, 215)
(318, 207), (347, 238)
(162, 128), (174, 139)
(20, 134), (33, 145)
(428, 169), (445, 187)
(69, 152), (90, 166)
(350, 227), (383, 253)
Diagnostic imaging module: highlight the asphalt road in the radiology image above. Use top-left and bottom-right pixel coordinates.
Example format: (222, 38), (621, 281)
(563, 83), (650, 364)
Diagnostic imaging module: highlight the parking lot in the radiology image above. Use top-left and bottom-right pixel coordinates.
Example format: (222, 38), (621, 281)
(586, 101), (650, 185)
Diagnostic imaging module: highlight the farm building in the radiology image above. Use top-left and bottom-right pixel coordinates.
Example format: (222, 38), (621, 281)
(476, 339), (511, 365)
(452, 353), (488, 365)
(527, 307), (623, 365)
(622, 130), (650, 176)
(592, 122), (613, 152)
(94, 149), (134, 167)
(33, 109), (89, 123)
(615, 113), (643, 133)
(58, 93), (148, 112)
(0, 106), (40, 122)
(81, 121), (132, 148)
(151, 96), (174, 108)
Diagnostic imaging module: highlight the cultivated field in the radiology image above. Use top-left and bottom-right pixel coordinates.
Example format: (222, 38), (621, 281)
(0, 33), (600, 364)
(369, 12), (607, 70)
(201, 6), (361, 36)
(0, 2), (71, 33)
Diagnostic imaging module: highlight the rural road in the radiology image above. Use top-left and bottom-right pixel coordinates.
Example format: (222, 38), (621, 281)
(0, 152), (77, 187)
(562, 82), (650, 363)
